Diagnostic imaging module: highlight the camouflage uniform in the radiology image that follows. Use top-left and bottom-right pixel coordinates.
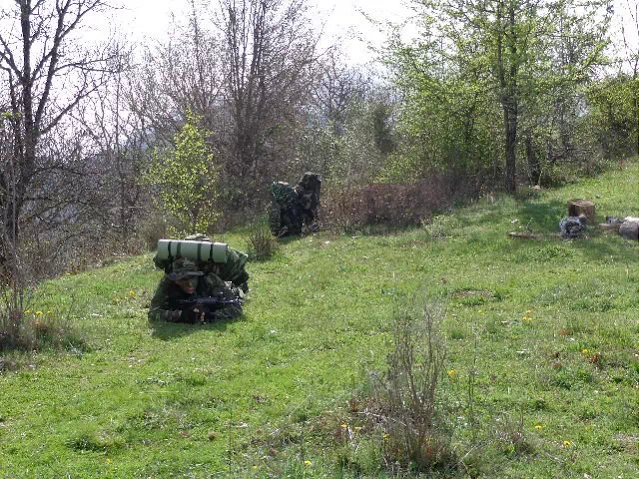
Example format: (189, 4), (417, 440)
(294, 173), (321, 232)
(269, 172), (321, 237)
(148, 258), (243, 323)
(269, 181), (303, 236)
(199, 246), (249, 291)
(559, 214), (587, 239)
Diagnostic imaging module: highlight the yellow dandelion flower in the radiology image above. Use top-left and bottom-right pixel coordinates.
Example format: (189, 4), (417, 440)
(563, 440), (571, 447)
(24, 309), (31, 314)
(341, 424), (348, 429)
(129, 289), (135, 297)
(535, 425), (543, 430)
(252, 465), (258, 470)
(304, 460), (312, 466)
(35, 311), (43, 316)
(582, 348), (589, 355)
(448, 369), (456, 377)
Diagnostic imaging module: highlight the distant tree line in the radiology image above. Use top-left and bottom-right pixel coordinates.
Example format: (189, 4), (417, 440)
(1, 0), (637, 282)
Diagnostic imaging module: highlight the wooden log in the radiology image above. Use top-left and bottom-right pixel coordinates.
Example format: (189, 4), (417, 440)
(598, 223), (620, 232)
(508, 232), (542, 239)
(567, 199), (595, 224)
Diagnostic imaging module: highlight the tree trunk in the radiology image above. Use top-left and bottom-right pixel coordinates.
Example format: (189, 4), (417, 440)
(525, 131), (540, 185)
(505, 3), (519, 193)
(503, 103), (518, 192)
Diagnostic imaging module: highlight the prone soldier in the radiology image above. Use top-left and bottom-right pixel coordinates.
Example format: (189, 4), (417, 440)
(148, 257), (243, 324)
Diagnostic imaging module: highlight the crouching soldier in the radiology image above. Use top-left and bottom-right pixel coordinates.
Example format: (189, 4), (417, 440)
(148, 258), (243, 324)
(269, 172), (321, 237)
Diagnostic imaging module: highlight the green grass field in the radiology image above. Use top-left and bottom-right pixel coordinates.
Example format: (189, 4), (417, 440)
(1, 164), (638, 478)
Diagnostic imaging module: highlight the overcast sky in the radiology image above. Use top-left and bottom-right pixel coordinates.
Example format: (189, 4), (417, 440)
(0, 0), (637, 65)
(108, 0), (637, 65)
(105, 0), (417, 64)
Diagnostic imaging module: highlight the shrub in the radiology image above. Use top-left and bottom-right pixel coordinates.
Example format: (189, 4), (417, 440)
(1, 244), (85, 352)
(367, 296), (458, 474)
(246, 217), (278, 261)
(586, 74), (639, 159)
(144, 111), (221, 235)
(323, 170), (487, 233)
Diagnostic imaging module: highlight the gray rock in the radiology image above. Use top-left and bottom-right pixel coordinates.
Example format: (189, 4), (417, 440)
(619, 218), (639, 241)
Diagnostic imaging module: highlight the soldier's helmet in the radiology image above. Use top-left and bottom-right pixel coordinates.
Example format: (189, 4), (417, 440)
(167, 258), (204, 281)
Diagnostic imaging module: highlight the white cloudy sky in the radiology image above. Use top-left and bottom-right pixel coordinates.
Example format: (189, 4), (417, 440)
(109, 0), (638, 65)
(1, 0), (637, 65)
(106, 0), (416, 63)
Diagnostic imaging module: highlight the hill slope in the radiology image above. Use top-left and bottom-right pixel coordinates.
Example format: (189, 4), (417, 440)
(0, 164), (638, 478)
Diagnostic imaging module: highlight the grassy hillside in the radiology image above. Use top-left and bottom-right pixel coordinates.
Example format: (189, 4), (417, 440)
(0, 164), (638, 478)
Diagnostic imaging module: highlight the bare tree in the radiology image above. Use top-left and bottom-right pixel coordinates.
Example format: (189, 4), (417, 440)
(0, 0), (121, 265)
(75, 51), (147, 249)
(130, 4), (226, 147)
(312, 50), (367, 136)
(620, 0), (639, 76)
(217, 0), (320, 193)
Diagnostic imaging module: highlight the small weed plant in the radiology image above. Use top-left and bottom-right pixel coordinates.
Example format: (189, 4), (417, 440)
(368, 296), (457, 474)
(1, 292), (85, 353)
(494, 410), (535, 456)
(0, 244), (33, 350)
(246, 216), (278, 260)
(0, 248), (84, 352)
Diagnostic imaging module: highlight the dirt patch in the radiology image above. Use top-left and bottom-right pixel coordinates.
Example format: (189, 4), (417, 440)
(453, 290), (494, 298)
(614, 433), (638, 454)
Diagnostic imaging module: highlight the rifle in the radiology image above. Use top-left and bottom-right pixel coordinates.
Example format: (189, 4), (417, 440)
(177, 295), (243, 311)
(175, 294), (242, 322)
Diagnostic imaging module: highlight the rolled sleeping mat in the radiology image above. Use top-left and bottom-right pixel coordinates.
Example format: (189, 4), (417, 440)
(156, 239), (229, 263)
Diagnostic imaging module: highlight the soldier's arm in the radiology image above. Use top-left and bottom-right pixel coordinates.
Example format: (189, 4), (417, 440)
(148, 278), (181, 322)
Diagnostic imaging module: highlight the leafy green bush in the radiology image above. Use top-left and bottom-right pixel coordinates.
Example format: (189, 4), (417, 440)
(586, 74), (639, 159)
(144, 111), (220, 236)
